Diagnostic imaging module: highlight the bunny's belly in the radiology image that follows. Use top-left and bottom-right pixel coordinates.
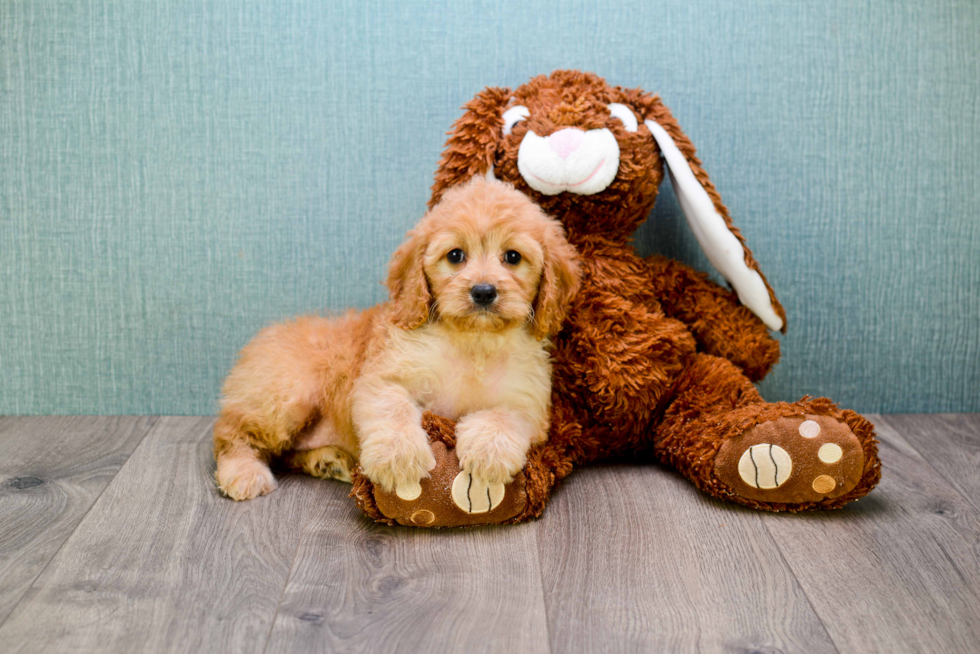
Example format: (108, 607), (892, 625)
(552, 252), (697, 442)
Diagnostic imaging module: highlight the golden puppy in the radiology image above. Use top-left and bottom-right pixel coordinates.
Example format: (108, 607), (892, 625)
(213, 178), (580, 501)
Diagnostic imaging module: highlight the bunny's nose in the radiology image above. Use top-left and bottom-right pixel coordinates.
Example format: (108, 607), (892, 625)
(548, 128), (585, 159)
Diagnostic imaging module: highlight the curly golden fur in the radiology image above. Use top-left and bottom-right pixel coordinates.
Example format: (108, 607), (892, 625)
(213, 178), (580, 500)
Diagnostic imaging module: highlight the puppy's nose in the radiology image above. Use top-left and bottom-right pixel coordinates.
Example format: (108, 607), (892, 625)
(548, 127), (585, 159)
(470, 284), (497, 307)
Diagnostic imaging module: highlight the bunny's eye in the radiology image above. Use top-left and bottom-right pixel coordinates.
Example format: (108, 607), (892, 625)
(503, 105), (530, 136)
(447, 248), (466, 264)
(608, 103), (638, 133)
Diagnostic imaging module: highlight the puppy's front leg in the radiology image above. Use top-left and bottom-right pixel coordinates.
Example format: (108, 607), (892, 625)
(455, 407), (543, 485)
(353, 379), (436, 498)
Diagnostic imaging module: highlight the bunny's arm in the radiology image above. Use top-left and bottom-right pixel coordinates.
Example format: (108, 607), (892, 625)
(644, 254), (780, 382)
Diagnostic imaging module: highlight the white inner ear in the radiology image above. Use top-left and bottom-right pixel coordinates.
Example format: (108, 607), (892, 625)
(502, 105), (530, 136)
(608, 103), (638, 132)
(645, 119), (783, 331)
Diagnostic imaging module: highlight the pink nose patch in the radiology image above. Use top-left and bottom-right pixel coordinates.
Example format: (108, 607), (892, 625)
(548, 128), (585, 159)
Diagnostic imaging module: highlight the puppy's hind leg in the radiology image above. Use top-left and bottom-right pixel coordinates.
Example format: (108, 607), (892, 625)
(213, 317), (334, 499)
(283, 446), (356, 483)
(213, 413), (278, 501)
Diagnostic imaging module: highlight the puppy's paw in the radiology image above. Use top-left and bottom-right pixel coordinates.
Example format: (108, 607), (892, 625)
(216, 455), (277, 501)
(359, 426), (437, 495)
(286, 446), (355, 483)
(455, 414), (529, 485)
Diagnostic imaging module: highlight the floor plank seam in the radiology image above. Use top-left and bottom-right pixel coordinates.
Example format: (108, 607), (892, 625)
(877, 417), (980, 607)
(877, 414), (980, 514)
(531, 523), (554, 654)
(0, 416), (161, 632)
(935, 541), (978, 597)
(759, 516), (842, 654)
(875, 415), (980, 516)
(260, 498), (315, 654)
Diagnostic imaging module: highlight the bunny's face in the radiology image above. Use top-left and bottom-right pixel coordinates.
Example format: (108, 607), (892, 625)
(488, 71), (664, 239)
(430, 70), (787, 331)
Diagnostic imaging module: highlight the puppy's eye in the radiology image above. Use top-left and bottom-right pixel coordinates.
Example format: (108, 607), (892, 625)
(504, 250), (522, 265)
(502, 105), (530, 136)
(447, 248), (466, 264)
(607, 103), (638, 133)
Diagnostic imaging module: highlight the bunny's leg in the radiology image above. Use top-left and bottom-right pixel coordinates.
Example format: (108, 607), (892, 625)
(654, 353), (881, 510)
(350, 399), (582, 526)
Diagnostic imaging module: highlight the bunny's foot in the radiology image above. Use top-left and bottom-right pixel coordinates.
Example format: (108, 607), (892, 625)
(713, 414), (870, 506)
(654, 354), (882, 512)
(351, 412), (529, 527)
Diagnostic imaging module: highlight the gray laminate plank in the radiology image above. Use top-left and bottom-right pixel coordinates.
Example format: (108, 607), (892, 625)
(0, 416), (155, 626)
(536, 463), (836, 654)
(761, 414), (980, 653)
(0, 416), (322, 654)
(267, 487), (548, 652)
(880, 413), (980, 513)
(264, 485), (550, 654)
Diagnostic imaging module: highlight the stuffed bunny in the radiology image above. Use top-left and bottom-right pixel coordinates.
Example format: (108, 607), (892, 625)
(351, 70), (881, 527)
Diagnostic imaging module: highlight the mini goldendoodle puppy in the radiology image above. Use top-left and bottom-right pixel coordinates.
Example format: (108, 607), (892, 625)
(213, 178), (580, 501)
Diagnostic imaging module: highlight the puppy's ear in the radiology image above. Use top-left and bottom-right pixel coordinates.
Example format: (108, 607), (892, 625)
(532, 221), (581, 340)
(430, 86), (512, 210)
(619, 87), (787, 332)
(385, 229), (431, 329)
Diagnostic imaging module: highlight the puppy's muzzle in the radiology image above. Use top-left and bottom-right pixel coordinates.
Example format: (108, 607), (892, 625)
(470, 284), (497, 308)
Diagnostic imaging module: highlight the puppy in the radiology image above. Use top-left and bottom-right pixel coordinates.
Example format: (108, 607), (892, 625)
(213, 178), (580, 501)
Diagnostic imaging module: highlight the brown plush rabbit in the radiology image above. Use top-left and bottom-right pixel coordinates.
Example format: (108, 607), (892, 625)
(352, 70), (881, 527)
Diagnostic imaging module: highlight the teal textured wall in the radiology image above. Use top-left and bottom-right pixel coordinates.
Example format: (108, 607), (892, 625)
(1, 0), (978, 415)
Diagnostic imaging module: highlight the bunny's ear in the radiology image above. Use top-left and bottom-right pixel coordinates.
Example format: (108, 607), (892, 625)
(622, 89), (787, 332)
(429, 86), (512, 210)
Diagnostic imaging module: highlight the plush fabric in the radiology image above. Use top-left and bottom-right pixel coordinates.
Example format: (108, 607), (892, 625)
(1, 0), (978, 415)
(351, 71), (883, 525)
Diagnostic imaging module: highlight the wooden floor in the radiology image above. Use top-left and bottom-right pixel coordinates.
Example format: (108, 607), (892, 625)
(0, 415), (978, 653)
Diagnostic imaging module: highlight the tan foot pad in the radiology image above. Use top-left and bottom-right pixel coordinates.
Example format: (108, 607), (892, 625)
(715, 415), (865, 504)
(373, 441), (527, 527)
(451, 472), (505, 514)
